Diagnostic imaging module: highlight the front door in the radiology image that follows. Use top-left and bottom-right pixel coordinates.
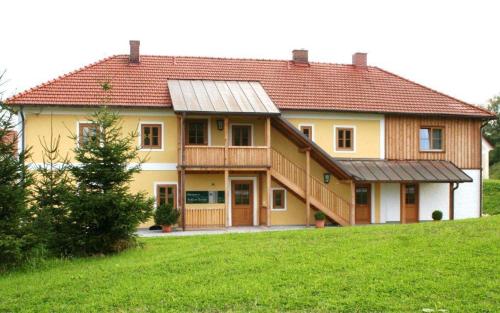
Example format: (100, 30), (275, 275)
(232, 180), (253, 226)
(355, 184), (371, 224)
(402, 184), (419, 223)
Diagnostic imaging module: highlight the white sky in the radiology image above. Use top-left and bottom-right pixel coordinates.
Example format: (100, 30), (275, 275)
(1, 0), (499, 106)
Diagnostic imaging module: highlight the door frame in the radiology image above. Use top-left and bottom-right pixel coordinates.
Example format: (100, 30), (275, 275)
(400, 183), (419, 223)
(355, 183), (372, 224)
(229, 123), (254, 146)
(228, 177), (258, 226)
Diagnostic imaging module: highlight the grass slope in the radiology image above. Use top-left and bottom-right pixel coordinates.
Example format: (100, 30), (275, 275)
(484, 180), (500, 215)
(1, 217), (499, 313)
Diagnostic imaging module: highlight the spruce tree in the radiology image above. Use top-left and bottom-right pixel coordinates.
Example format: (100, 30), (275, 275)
(0, 103), (33, 269)
(66, 107), (153, 255)
(30, 115), (72, 255)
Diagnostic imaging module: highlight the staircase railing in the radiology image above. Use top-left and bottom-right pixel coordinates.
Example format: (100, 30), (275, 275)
(271, 148), (351, 225)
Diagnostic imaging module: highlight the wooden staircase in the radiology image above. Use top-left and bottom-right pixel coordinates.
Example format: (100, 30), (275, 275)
(270, 149), (351, 226)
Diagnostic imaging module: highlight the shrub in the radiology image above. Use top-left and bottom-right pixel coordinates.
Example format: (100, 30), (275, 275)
(432, 210), (443, 221)
(154, 204), (180, 226)
(314, 211), (326, 221)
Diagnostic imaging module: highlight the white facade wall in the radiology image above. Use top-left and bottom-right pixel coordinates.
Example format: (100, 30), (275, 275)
(454, 170), (481, 219)
(380, 183), (400, 223)
(419, 183), (450, 221)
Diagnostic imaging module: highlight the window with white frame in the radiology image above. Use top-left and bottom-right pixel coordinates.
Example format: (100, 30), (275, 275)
(271, 188), (287, 211)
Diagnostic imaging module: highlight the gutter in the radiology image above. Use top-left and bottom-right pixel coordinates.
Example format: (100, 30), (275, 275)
(479, 120), (490, 217)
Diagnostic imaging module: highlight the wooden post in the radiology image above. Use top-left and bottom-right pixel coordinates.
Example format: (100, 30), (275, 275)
(224, 117), (229, 166)
(305, 149), (311, 227)
(266, 169), (271, 226)
(225, 169), (230, 227)
(181, 169), (186, 230)
(180, 114), (186, 166)
(350, 181), (356, 226)
(266, 117), (271, 167)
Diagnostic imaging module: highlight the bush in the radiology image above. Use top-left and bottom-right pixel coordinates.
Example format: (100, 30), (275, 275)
(154, 204), (180, 226)
(314, 211), (326, 221)
(483, 180), (500, 215)
(432, 210), (443, 221)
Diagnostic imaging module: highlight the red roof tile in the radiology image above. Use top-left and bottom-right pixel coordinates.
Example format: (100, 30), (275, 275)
(6, 55), (494, 118)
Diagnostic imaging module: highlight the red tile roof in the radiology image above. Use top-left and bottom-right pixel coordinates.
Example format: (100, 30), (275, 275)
(6, 55), (494, 118)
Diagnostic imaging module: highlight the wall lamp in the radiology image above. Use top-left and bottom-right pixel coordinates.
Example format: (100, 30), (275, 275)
(323, 173), (331, 184)
(216, 119), (224, 131)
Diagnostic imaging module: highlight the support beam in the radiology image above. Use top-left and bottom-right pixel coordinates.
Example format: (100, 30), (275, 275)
(180, 169), (186, 230)
(225, 169), (230, 227)
(305, 149), (311, 227)
(266, 117), (271, 167)
(180, 114), (186, 166)
(266, 169), (271, 226)
(350, 181), (356, 226)
(224, 117), (229, 166)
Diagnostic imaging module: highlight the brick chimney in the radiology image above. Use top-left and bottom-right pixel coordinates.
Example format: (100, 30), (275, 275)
(352, 52), (367, 67)
(292, 49), (308, 65)
(129, 40), (140, 64)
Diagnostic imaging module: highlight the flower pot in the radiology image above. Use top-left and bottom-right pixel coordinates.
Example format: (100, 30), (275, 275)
(162, 225), (172, 233)
(315, 219), (325, 228)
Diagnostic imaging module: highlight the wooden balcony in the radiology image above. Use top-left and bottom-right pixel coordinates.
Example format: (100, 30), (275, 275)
(183, 145), (270, 168)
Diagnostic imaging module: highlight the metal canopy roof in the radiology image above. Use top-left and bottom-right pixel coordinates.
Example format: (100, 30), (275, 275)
(337, 159), (472, 183)
(168, 80), (280, 115)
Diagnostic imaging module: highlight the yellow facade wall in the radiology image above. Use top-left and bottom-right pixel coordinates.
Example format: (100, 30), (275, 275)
(25, 110), (178, 164)
(285, 114), (382, 158)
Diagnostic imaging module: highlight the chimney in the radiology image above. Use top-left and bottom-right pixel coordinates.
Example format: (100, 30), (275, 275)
(292, 49), (308, 64)
(352, 52), (367, 67)
(129, 40), (140, 63)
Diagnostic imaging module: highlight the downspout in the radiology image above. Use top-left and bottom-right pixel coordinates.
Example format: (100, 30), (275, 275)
(450, 182), (459, 220)
(479, 120), (489, 217)
(19, 106), (26, 183)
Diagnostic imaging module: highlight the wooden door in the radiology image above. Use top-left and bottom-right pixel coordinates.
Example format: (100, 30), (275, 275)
(232, 180), (253, 226)
(401, 184), (419, 223)
(355, 184), (371, 224)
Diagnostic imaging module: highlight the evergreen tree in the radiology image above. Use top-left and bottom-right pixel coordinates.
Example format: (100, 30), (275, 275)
(30, 115), (72, 255)
(483, 95), (500, 165)
(66, 107), (153, 255)
(0, 103), (33, 269)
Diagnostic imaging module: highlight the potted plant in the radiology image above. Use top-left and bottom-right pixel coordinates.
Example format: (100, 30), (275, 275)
(432, 210), (443, 221)
(314, 211), (326, 228)
(154, 203), (180, 233)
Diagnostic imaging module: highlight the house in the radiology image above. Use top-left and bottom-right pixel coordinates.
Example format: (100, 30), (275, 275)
(6, 41), (495, 228)
(482, 136), (494, 179)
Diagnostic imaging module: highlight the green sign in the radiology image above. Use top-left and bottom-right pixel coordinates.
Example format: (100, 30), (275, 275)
(217, 191), (225, 203)
(186, 191), (209, 204)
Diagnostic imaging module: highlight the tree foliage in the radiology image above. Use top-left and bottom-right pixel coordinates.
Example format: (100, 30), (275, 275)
(483, 95), (500, 165)
(64, 108), (154, 255)
(0, 103), (33, 270)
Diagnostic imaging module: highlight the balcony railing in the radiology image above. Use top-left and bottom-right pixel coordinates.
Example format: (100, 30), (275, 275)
(183, 145), (269, 167)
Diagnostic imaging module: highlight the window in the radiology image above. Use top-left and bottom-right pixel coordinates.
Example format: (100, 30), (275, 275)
(232, 125), (252, 146)
(141, 124), (162, 149)
(355, 186), (369, 205)
(157, 184), (177, 208)
(420, 127), (443, 151)
(272, 189), (286, 210)
(78, 123), (98, 146)
(336, 127), (354, 151)
(300, 125), (313, 140)
(186, 119), (208, 145)
(404, 184), (417, 205)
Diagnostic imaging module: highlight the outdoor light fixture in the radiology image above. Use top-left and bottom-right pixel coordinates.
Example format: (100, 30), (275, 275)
(323, 173), (331, 184)
(216, 119), (224, 131)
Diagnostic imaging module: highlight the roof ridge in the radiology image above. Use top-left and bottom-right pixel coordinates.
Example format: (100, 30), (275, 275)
(6, 55), (118, 103)
(373, 66), (495, 117)
(114, 54), (358, 67)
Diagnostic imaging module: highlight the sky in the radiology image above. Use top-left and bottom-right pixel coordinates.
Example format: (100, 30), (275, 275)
(1, 0), (499, 107)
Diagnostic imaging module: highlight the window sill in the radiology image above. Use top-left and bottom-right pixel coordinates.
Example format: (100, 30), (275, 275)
(271, 208), (287, 212)
(419, 149), (445, 153)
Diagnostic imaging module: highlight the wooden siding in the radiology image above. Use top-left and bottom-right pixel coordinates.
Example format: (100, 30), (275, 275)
(385, 116), (482, 169)
(185, 207), (226, 228)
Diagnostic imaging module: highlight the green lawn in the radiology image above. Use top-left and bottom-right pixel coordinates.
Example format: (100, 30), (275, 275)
(484, 179), (500, 215)
(1, 217), (499, 313)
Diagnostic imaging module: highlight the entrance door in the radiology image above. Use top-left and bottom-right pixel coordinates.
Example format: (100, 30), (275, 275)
(402, 184), (419, 223)
(231, 180), (253, 226)
(355, 184), (371, 224)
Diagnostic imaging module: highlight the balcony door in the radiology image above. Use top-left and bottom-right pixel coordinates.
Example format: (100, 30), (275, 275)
(231, 180), (253, 226)
(232, 125), (252, 146)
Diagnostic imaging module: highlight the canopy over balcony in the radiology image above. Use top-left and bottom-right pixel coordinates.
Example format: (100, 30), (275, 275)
(168, 80), (280, 116)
